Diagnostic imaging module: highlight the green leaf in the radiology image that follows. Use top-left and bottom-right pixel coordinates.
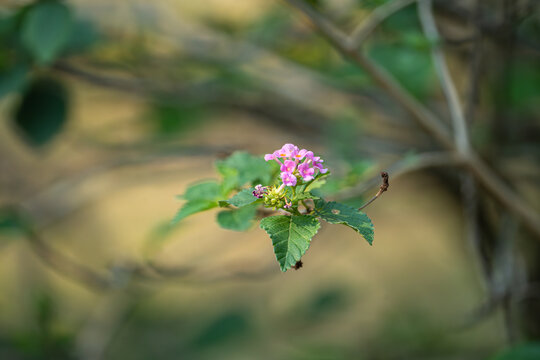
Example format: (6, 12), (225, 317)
(216, 151), (272, 188)
(0, 209), (25, 235)
(63, 18), (99, 54)
(294, 191), (319, 201)
(491, 343), (540, 360)
(369, 43), (433, 100)
(224, 188), (257, 207)
(149, 101), (206, 136)
(192, 310), (250, 349)
(314, 200), (374, 245)
(260, 215), (320, 272)
(172, 200), (217, 225)
(21, 1), (73, 64)
(0, 63), (29, 98)
(13, 78), (69, 147)
(305, 179), (326, 192)
(217, 165), (238, 196)
(181, 181), (221, 201)
(217, 204), (257, 231)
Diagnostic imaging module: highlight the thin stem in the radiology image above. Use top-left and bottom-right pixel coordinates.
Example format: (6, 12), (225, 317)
(301, 200), (312, 213)
(358, 172), (389, 211)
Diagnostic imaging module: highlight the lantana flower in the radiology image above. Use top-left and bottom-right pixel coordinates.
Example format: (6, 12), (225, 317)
(281, 171), (297, 186)
(264, 143), (328, 187)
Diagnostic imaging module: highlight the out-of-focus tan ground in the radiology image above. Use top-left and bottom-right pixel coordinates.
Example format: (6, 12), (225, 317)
(0, 0), (507, 358)
(0, 81), (504, 357)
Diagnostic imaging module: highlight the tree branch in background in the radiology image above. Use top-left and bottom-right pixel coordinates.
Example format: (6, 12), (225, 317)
(418, 0), (520, 341)
(284, 0), (540, 239)
(334, 152), (464, 202)
(418, 0), (470, 155)
(11, 206), (112, 292)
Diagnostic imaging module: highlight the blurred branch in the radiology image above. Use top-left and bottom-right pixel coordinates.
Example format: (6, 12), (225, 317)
(19, 145), (234, 228)
(7, 204), (279, 292)
(75, 291), (138, 360)
(334, 151), (463, 201)
(10, 206), (112, 292)
(348, 0), (417, 50)
(53, 62), (161, 95)
(434, 0), (540, 57)
(284, 0), (540, 239)
(418, 0), (470, 155)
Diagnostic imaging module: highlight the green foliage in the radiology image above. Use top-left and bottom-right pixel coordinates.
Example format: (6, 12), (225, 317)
(491, 343), (540, 360)
(192, 310), (251, 349)
(63, 18), (99, 54)
(0, 63), (29, 98)
(172, 149), (378, 271)
(172, 152), (276, 227)
(181, 181), (222, 201)
(21, 1), (73, 64)
(216, 151), (274, 189)
(217, 204), (257, 231)
(13, 77), (69, 146)
(149, 102), (206, 135)
(0, 209), (25, 236)
(314, 199), (374, 245)
(370, 43), (433, 99)
(507, 60), (540, 112)
(260, 215), (320, 272)
(223, 188), (258, 207)
(171, 200), (217, 225)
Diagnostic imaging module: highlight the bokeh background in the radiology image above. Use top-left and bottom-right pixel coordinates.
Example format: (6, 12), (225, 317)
(1, 0), (540, 359)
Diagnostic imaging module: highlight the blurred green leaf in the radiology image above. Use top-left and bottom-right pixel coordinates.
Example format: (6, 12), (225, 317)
(260, 215), (320, 272)
(380, 3), (419, 31)
(508, 61), (540, 112)
(63, 18), (99, 54)
(294, 287), (350, 323)
(192, 311), (250, 349)
(216, 151), (273, 189)
(21, 1), (72, 64)
(314, 200), (374, 245)
(0, 11), (17, 37)
(216, 204), (257, 231)
(0, 63), (28, 98)
(491, 343), (540, 360)
(13, 77), (69, 146)
(150, 102), (205, 135)
(171, 200), (217, 225)
(181, 181), (221, 201)
(370, 43), (433, 99)
(0, 209), (24, 236)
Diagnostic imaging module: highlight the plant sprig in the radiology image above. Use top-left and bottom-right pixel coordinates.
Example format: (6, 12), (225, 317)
(172, 144), (381, 272)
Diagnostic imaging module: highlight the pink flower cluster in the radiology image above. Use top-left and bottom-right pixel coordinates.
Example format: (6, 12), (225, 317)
(264, 143), (327, 186)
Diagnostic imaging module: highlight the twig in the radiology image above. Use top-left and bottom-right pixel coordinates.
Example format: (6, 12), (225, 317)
(12, 207), (112, 292)
(284, 0), (540, 239)
(418, 0), (470, 155)
(8, 205), (279, 290)
(335, 152), (463, 202)
(347, 0), (417, 50)
(359, 172), (389, 210)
